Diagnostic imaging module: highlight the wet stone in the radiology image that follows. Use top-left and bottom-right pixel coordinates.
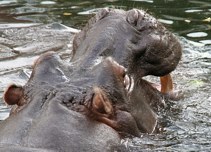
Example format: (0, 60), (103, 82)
(0, 44), (18, 61)
(13, 41), (65, 55)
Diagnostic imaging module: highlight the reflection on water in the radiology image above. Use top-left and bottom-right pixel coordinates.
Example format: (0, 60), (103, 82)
(0, 0), (211, 43)
(0, 0), (211, 151)
(187, 32), (208, 38)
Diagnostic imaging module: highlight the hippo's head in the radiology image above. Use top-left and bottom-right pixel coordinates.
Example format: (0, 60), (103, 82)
(3, 52), (145, 137)
(72, 8), (182, 78)
(71, 8), (182, 132)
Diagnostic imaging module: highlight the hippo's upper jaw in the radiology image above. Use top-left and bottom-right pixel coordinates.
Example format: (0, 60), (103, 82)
(72, 8), (182, 78)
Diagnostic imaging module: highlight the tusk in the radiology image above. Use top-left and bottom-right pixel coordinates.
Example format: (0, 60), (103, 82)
(160, 73), (173, 94)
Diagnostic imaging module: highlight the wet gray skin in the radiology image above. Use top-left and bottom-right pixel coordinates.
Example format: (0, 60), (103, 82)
(0, 52), (135, 151)
(0, 8), (181, 152)
(72, 8), (182, 133)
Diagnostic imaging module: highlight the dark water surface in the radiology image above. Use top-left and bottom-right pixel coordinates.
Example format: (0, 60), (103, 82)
(0, 0), (211, 151)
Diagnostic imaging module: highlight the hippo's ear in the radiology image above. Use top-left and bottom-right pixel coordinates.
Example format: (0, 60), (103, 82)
(92, 87), (113, 116)
(3, 84), (24, 106)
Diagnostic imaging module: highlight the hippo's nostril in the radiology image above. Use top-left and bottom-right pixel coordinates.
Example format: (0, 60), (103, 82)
(126, 9), (139, 26)
(97, 8), (110, 20)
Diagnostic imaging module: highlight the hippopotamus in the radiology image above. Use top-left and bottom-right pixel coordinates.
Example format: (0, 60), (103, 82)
(72, 8), (182, 130)
(0, 8), (181, 152)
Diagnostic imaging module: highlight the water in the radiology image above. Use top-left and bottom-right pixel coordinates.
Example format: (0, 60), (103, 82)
(0, 0), (211, 151)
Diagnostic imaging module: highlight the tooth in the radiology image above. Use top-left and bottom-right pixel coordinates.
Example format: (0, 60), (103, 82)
(124, 75), (129, 88)
(128, 77), (134, 93)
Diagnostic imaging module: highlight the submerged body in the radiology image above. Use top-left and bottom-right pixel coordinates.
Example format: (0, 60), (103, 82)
(0, 8), (181, 152)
